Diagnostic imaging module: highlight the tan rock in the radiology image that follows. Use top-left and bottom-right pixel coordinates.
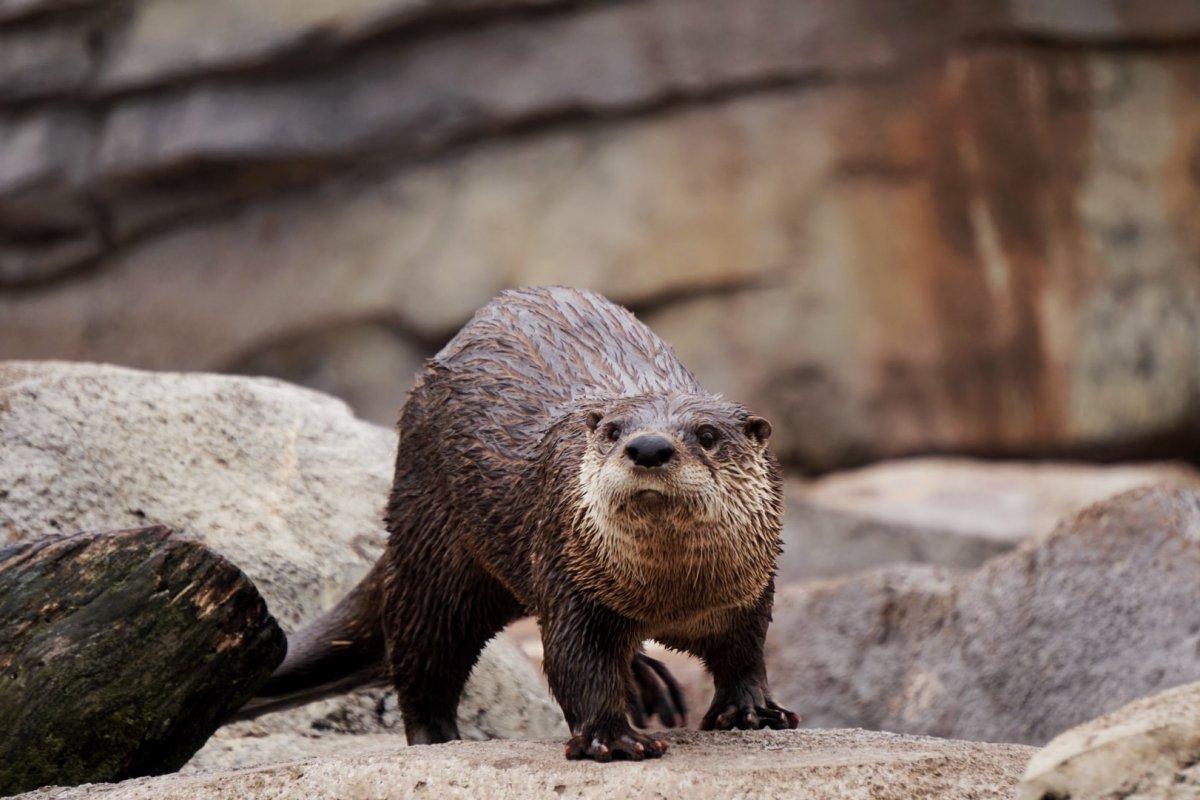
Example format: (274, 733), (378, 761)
(0, 361), (565, 758)
(778, 457), (1200, 580)
(4, 1), (1200, 470)
(768, 486), (1200, 745)
(1018, 681), (1200, 800)
(228, 320), (426, 426)
(99, 0), (546, 91)
(18, 730), (1035, 800)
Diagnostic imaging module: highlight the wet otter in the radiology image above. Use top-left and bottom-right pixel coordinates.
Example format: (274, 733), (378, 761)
(248, 286), (798, 761)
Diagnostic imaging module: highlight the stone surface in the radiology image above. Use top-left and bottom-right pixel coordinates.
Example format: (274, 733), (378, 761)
(228, 320), (425, 427)
(16, 729), (1036, 800)
(188, 634), (565, 772)
(767, 486), (1200, 745)
(1018, 681), (1200, 800)
(3, 1), (1200, 470)
(778, 457), (1200, 580)
(0, 526), (285, 796)
(0, 361), (565, 759)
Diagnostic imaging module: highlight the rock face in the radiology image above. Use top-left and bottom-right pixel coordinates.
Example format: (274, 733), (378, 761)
(0, 361), (566, 766)
(1018, 681), (1200, 800)
(14, 730), (1036, 800)
(767, 486), (1200, 745)
(778, 457), (1200, 580)
(3, 2), (1200, 470)
(0, 527), (285, 796)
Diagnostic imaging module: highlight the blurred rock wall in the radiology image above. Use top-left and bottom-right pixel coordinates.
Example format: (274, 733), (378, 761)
(2, 0), (1199, 470)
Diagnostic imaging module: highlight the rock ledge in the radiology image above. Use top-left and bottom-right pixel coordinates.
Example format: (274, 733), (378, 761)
(19, 729), (1034, 800)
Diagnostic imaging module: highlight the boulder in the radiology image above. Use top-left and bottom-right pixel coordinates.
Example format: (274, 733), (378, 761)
(14, 729), (1036, 800)
(778, 457), (1200, 580)
(1018, 681), (1200, 800)
(767, 486), (1200, 745)
(0, 527), (285, 796)
(0, 361), (566, 764)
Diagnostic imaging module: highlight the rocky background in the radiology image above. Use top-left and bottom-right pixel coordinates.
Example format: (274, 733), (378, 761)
(5, 363), (1200, 799)
(4, 0), (1200, 471)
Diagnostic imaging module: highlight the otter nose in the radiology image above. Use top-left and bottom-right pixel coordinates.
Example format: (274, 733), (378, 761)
(624, 435), (676, 468)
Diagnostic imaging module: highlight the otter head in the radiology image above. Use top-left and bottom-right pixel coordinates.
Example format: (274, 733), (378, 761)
(567, 394), (782, 627)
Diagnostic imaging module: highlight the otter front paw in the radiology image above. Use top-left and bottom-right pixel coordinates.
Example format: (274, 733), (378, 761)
(701, 698), (800, 731)
(628, 652), (687, 728)
(564, 721), (669, 762)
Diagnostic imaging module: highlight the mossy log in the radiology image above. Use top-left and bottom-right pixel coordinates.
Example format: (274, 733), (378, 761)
(0, 526), (286, 795)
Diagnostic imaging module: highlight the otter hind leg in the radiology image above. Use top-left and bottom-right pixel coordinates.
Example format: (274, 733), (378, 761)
(381, 541), (522, 745)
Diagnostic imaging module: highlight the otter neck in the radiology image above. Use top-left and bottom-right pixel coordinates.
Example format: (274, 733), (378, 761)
(563, 486), (779, 627)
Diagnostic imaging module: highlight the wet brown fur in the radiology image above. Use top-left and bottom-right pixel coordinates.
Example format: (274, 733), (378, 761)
(251, 287), (796, 759)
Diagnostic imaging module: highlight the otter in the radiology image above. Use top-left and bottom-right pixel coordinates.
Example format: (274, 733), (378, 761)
(245, 286), (798, 761)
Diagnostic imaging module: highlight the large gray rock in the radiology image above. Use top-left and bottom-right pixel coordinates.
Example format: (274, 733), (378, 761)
(1018, 681), (1200, 800)
(767, 486), (1200, 745)
(779, 457), (1200, 580)
(15, 730), (1036, 800)
(0, 361), (565, 764)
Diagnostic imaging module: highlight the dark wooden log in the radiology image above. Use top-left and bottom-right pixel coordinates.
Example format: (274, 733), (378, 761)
(0, 526), (286, 795)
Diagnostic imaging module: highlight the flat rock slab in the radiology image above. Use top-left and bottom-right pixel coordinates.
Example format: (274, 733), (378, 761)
(0, 526), (285, 796)
(16, 730), (1035, 800)
(778, 457), (1200, 580)
(1019, 681), (1200, 800)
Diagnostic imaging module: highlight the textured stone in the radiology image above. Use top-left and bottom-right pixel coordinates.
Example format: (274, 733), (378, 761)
(1018, 681), (1200, 800)
(0, 0), (100, 25)
(3, 1), (1200, 469)
(778, 457), (1200, 580)
(0, 527), (284, 796)
(17, 730), (1035, 800)
(229, 320), (426, 426)
(767, 486), (1200, 745)
(0, 361), (565, 756)
(98, 0), (568, 92)
(188, 634), (565, 772)
(0, 22), (94, 101)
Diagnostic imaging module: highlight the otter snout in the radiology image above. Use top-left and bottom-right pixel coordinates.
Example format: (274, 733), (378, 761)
(625, 434), (675, 468)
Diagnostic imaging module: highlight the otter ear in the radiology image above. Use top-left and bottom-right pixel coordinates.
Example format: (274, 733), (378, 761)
(744, 416), (772, 444)
(585, 410), (604, 432)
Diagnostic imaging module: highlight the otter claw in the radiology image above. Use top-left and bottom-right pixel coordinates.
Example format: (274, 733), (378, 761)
(702, 699), (800, 731)
(565, 726), (668, 762)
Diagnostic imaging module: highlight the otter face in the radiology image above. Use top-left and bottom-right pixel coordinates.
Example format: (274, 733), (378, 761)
(569, 394), (782, 625)
(581, 394), (773, 527)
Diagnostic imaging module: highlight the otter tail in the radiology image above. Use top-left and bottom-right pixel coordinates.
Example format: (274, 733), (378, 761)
(232, 561), (388, 721)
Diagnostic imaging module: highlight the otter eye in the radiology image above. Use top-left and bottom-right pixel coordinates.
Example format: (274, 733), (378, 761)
(696, 425), (720, 449)
(604, 422), (623, 443)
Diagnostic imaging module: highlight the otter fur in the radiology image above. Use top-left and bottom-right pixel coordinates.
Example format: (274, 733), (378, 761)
(246, 286), (797, 760)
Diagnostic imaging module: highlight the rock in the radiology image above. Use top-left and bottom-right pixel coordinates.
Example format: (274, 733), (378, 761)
(767, 486), (1200, 745)
(5, 0), (1200, 469)
(0, 23), (94, 103)
(187, 634), (565, 772)
(778, 457), (1200, 580)
(1018, 681), (1200, 800)
(0, 0), (101, 25)
(98, 0), (565, 93)
(0, 361), (565, 759)
(0, 526), (285, 796)
(228, 320), (427, 427)
(15, 729), (1036, 800)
